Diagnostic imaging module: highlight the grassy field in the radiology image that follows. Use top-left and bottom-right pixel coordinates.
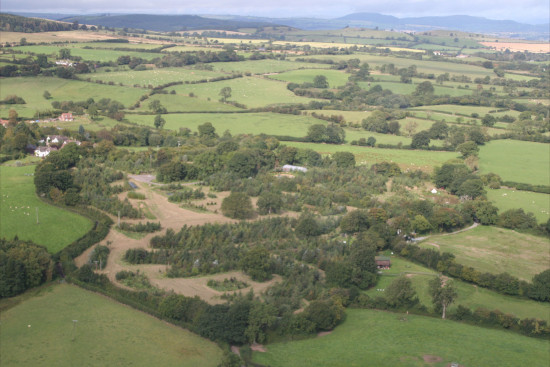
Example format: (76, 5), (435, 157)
(359, 80), (474, 97)
(128, 112), (325, 135)
(0, 164), (92, 253)
(479, 140), (550, 186)
(290, 54), (494, 79)
(209, 59), (329, 75)
(169, 76), (317, 108)
(135, 94), (241, 112)
(487, 188), (549, 223)
(419, 226), (550, 281)
(253, 308), (549, 367)
(268, 69), (351, 88)
(364, 256), (550, 321)
(0, 77), (145, 118)
(0, 284), (222, 367)
(284, 142), (458, 172)
(11, 45), (161, 62)
(88, 67), (228, 86)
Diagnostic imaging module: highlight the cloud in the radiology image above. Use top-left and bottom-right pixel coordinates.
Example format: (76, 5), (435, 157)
(2, 0), (548, 24)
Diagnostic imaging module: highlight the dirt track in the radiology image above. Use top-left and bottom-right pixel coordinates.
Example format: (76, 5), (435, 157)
(75, 179), (282, 303)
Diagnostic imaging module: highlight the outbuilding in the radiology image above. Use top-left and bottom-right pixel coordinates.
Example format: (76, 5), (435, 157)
(375, 256), (391, 269)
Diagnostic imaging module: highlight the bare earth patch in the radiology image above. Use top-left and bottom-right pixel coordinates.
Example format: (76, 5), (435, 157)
(423, 355), (443, 363)
(250, 343), (267, 352)
(317, 331), (333, 337)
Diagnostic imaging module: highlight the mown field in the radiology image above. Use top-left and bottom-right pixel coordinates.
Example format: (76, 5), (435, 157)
(364, 256), (550, 322)
(479, 140), (550, 186)
(0, 164), (92, 253)
(0, 284), (223, 367)
(419, 225), (550, 281)
(253, 308), (549, 367)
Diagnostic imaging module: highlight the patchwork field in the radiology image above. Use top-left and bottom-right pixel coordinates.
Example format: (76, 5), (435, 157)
(253, 308), (549, 367)
(0, 164), (92, 253)
(479, 140), (550, 186)
(419, 226), (550, 280)
(0, 284), (223, 367)
(268, 69), (351, 88)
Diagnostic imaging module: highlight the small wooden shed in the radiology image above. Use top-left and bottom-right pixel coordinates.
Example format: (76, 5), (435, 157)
(375, 256), (391, 269)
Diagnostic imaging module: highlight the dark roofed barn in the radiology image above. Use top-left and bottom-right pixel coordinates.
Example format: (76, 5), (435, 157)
(375, 256), (391, 269)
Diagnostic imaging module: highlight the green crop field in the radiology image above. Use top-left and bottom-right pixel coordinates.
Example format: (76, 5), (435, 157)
(419, 226), (550, 281)
(284, 142), (458, 172)
(487, 188), (550, 223)
(11, 45), (161, 62)
(169, 76), (318, 108)
(0, 77), (145, 118)
(0, 284), (222, 367)
(253, 308), (549, 367)
(0, 164), (92, 253)
(364, 256), (550, 321)
(88, 67), (228, 86)
(128, 112), (325, 136)
(479, 140), (550, 186)
(268, 69), (351, 87)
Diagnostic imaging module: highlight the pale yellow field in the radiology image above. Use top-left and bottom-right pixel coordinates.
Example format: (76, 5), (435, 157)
(480, 42), (550, 53)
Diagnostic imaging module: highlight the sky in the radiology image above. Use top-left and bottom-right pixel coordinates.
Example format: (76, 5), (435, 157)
(3, 0), (549, 24)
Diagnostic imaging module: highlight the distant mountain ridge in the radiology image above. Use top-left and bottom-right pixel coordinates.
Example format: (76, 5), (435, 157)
(7, 11), (549, 40)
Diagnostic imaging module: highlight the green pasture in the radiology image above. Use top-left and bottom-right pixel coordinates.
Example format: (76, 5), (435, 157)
(136, 94), (241, 112)
(76, 42), (164, 50)
(359, 81), (473, 97)
(268, 69), (350, 88)
(0, 77), (145, 119)
(208, 59), (329, 74)
(410, 104), (503, 116)
(505, 73), (540, 82)
(253, 308), (549, 367)
(0, 284), (222, 367)
(290, 54), (494, 79)
(284, 142), (458, 172)
(365, 257), (550, 321)
(345, 129), (413, 146)
(169, 76), (317, 108)
(163, 45), (216, 52)
(88, 67), (228, 86)
(0, 165), (92, 253)
(302, 110), (371, 126)
(479, 140), (550, 186)
(487, 188), (550, 223)
(419, 225), (550, 281)
(128, 112), (324, 136)
(11, 45), (160, 62)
